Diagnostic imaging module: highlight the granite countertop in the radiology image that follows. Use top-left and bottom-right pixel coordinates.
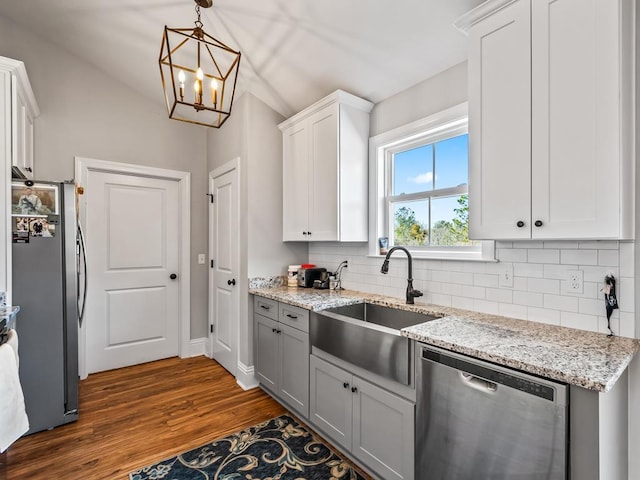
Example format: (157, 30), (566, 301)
(249, 286), (639, 392)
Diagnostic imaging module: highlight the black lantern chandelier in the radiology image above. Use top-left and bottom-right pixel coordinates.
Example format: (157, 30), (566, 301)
(159, 0), (241, 128)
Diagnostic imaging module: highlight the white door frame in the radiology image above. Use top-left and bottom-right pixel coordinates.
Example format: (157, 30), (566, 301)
(208, 157), (240, 370)
(75, 156), (191, 379)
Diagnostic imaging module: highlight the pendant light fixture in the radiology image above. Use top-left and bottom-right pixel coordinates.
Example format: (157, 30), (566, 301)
(159, 0), (241, 128)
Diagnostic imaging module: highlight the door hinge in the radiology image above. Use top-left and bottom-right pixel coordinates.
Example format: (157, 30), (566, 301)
(206, 193), (215, 203)
(211, 259), (215, 268)
(210, 324), (215, 333)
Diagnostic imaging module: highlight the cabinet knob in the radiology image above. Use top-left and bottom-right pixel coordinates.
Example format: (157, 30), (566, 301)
(534, 220), (543, 227)
(272, 328), (277, 333)
(227, 279), (236, 286)
(25, 167), (32, 172)
(516, 220), (525, 228)
(302, 231), (308, 236)
(343, 382), (349, 389)
(351, 386), (358, 393)
(169, 273), (178, 280)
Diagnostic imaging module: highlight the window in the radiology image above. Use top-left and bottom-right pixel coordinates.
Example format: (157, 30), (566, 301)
(370, 103), (494, 260)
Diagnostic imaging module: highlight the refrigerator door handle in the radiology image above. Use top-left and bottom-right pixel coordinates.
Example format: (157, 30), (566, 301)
(77, 223), (88, 327)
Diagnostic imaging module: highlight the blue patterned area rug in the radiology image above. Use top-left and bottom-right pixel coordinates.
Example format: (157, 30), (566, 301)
(129, 414), (368, 480)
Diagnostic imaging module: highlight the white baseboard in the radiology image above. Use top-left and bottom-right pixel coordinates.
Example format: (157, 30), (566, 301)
(186, 337), (208, 357)
(236, 361), (259, 390)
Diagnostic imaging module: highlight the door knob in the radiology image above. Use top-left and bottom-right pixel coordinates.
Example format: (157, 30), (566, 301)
(516, 220), (525, 228)
(170, 273), (177, 280)
(227, 279), (236, 286)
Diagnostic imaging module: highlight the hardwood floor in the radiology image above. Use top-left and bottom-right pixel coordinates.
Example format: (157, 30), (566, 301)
(2, 356), (286, 479)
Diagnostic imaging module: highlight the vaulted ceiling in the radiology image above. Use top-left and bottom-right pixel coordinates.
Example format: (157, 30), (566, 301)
(0, 0), (484, 119)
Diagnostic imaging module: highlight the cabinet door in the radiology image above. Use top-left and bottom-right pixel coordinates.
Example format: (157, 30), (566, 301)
(308, 104), (339, 241)
(279, 323), (309, 418)
(352, 378), (414, 480)
(12, 76), (34, 179)
(531, 0), (622, 238)
(282, 123), (309, 241)
(309, 355), (352, 450)
(468, 0), (531, 239)
(254, 314), (279, 392)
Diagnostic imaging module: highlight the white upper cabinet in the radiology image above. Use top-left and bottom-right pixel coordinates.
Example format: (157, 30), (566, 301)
(459, 0), (634, 240)
(0, 57), (39, 180)
(0, 56), (39, 303)
(279, 90), (373, 242)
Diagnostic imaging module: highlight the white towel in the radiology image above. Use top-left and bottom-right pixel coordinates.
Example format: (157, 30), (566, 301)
(6, 328), (19, 367)
(0, 330), (29, 452)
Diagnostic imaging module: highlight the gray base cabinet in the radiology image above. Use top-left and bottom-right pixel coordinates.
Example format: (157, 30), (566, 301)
(253, 296), (309, 418)
(310, 354), (414, 480)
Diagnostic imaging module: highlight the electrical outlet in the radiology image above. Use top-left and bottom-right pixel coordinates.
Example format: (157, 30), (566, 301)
(499, 264), (514, 288)
(566, 270), (583, 293)
(198, 254), (206, 265)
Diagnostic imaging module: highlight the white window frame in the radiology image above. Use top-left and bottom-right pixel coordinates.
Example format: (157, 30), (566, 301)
(368, 103), (495, 261)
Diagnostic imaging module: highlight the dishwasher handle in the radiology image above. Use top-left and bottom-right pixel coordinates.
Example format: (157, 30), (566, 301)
(461, 372), (498, 392)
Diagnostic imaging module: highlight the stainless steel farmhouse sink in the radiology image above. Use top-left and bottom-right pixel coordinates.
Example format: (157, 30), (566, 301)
(310, 302), (439, 385)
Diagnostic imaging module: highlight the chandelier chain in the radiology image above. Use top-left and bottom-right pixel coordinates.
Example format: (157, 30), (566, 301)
(195, 3), (203, 29)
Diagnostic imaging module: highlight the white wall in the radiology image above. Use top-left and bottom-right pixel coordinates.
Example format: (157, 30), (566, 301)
(207, 92), (306, 371)
(0, 14), (210, 340)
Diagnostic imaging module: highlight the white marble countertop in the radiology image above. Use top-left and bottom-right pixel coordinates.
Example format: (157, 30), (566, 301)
(249, 286), (639, 392)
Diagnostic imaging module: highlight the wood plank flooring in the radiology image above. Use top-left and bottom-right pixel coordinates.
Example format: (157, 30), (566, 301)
(2, 356), (286, 479)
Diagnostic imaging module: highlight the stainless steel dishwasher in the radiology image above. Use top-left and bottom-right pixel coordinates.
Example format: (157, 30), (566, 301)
(416, 344), (568, 480)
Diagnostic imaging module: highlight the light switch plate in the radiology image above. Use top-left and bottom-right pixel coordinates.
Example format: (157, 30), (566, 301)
(499, 264), (514, 288)
(198, 254), (206, 265)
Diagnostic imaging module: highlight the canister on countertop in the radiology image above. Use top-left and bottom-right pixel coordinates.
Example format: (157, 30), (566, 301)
(287, 265), (301, 287)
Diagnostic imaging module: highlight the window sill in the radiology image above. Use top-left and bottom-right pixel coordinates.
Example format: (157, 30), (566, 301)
(367, 254), (498, 263)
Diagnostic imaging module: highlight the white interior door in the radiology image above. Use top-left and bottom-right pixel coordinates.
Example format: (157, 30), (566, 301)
(84, 170), (180, 374)
(209, 163), (239, 375)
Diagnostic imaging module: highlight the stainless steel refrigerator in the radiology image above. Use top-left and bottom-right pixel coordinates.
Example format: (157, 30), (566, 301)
(11, 180), (84, 434)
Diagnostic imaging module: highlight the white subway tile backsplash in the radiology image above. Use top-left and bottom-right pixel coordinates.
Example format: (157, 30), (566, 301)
(527, 278), (560, 294)
(513, 291), (544, 307)
(450, 272), (474, 285)
(498, 303), (528, 320)
(528, 249), (560, 264)
(579, 240), (619, 250)
(308, 239), (632, 336)
(619, 242), (634, 277)
(561, 249), (598, 265)
(496, 248), (528, 262)
(598, 314), (620, 336)
(451, 296), (475, 311)
(543, 294), (578, 312)
(560, 312), (599, 332)
(473, 299), (500, 315)
(462, 285), (486, 300)
(513, 263), (544, 278)
(486, 288), (513, 303)
(473, 273), (499, 288)
(579, 297), (605, 316)
(543, 264), (572, 280)
(513, 241), (544, 249)
(545, 241), (578, 249)
(598, 249), (619, 267)
(619, 277), (634, 313)
(619, 312), (635, 338)
(528, 307), (561, 325)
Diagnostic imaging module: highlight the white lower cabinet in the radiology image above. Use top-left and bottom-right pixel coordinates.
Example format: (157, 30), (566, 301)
(254, 297), (309, 418)
(309, 354), (414, 480)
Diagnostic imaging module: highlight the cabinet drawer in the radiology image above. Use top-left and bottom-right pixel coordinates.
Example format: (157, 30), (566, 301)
(279, 303), (309, 332)
(254, 296), (278, 321)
